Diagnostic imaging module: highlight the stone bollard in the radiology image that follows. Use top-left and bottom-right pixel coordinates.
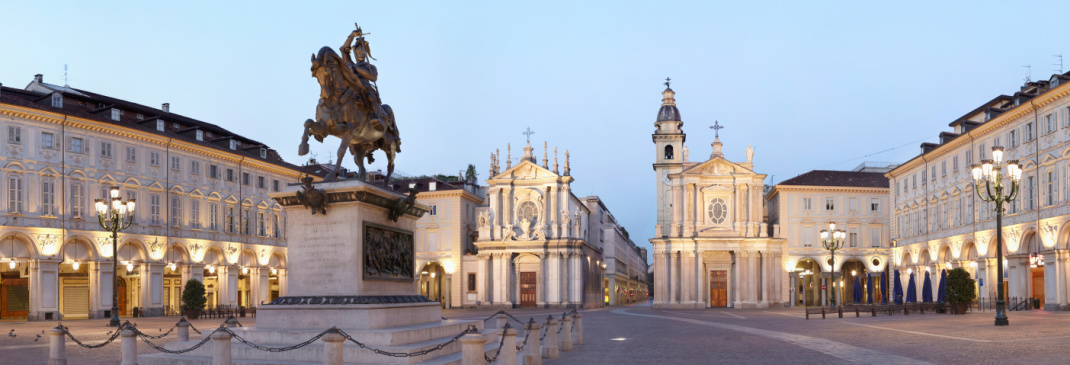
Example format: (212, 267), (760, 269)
(498, 325), (519, 365)
(211, 330), (233, 365)
(573, 313), (583, 346)
(459, 332), (487, 365)
(120, 328), (138, 365)
(495, 312), (508, 329)
(48, 326), (66, 365)
(559, 315), (573, 351)
(225, 315), (239, 328)
(541, 317), (559, 359)
(321, 330), (345, 365)
(524, 321), (542, 365)
(177, 318), (190, 342)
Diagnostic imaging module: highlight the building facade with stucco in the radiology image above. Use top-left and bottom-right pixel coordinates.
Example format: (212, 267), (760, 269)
(766, 168), (892, 307)
(0, 75), (304, 321)
(888, 71), (1070, 310)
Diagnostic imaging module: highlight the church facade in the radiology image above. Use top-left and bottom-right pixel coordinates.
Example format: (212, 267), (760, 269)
(650, 84), (786, 309)
(472, 141), (641, 309)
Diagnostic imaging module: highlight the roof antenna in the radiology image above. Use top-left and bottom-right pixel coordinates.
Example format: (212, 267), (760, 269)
(1055, 55), (1064, 75)
(64, 64), (69, 87)
(1023, 65), (1031, 83)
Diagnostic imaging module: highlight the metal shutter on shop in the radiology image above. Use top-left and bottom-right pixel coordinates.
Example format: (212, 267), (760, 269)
(62, 279), (90, 319)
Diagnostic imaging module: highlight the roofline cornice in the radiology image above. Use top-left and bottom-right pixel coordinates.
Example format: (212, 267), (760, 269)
(1, 102), (306, 178)
(889, 80), (1070, 176)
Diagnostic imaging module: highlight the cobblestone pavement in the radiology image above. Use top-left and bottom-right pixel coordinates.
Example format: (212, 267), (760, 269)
(546, 301), (1070, 365)
(5, 303), (1070, 364)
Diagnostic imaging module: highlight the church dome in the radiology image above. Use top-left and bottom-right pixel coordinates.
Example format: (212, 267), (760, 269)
(657, 85), (681, 122)
(657, 104), (681, 122)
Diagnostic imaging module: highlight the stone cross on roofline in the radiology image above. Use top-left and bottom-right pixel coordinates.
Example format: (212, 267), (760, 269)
(522, 127), (535, 144)
(710, 121), (723, 139)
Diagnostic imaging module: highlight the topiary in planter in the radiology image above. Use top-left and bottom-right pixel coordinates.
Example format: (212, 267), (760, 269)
(182, 279), (207, 319)
(945, 268), (976, 314)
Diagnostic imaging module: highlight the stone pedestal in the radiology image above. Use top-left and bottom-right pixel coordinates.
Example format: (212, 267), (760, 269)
(141, 179), (488, 365)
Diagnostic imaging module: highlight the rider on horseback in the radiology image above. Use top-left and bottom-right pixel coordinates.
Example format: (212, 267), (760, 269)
(341, 26), (398, 138)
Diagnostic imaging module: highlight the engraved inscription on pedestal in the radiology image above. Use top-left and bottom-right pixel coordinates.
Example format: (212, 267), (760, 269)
(291, 216), (350, 291)
(363, 222), (413, 281)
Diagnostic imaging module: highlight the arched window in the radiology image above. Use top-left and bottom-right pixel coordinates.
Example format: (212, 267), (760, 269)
(664, 145), (674, 160)
(518, 201), (539, 225)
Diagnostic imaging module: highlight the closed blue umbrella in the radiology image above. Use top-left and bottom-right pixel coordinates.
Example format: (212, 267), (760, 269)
(923, 271), (933, 303)
(907, 272), (917, 303)
(937, 269), (948, 303)
(893, 270), (903, 304)
(853, 276), (863, 303)
(867, 275), (874, 304)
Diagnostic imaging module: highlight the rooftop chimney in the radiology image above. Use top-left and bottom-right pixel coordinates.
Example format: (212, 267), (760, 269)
(162, 103), (170, 113)
(33, 74), (43, 84)
(0, 82), (3, 98)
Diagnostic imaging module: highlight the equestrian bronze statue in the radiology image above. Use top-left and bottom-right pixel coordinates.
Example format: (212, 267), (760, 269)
(299, 24), (401, 182)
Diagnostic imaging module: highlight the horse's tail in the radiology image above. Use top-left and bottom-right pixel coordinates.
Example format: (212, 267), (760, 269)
(381, 104), (400, 152)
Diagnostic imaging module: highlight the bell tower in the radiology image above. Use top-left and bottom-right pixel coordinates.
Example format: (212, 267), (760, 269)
(652, 78), (685, 237)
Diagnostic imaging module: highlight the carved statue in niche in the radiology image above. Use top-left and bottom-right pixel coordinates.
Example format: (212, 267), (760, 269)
(363, 223), (414, 281)
(560, 210), (571, 237)
(477, 211), (490, 228)
(502, 224), (517, 241)
(520, 218), (532, 239)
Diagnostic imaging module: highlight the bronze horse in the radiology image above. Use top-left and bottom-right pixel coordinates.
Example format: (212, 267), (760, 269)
(298, 46), (399, 182)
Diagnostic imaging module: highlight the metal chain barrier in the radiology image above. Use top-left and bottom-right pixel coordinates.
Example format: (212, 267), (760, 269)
(188, 322), (203, 335)
(557, 313), (566, 334)
(138, 323), (178, 340)
(539, 315), (552, 341)
(130, 326), (215, 354)
(337, 325), (478, 358)
(481, 310), (526, 326)
(226, 327), (331, 352)
(484, 323), (509, 363)
(60, 324), (125, 349)
(515, 319), (534, 352)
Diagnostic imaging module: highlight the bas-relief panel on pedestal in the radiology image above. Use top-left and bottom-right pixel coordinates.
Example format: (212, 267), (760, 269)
(363, 222), (414, 282)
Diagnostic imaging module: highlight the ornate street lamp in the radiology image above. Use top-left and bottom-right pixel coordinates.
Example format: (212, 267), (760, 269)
(95, 186), (136, 327)
(820, 223), (846, 307)
(971, 146), (1020, 326)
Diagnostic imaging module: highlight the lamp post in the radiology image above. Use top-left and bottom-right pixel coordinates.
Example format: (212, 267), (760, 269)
(95, 186), (136, 327)
(820, 223), (846, 307)
(971, 146), (1020, 326)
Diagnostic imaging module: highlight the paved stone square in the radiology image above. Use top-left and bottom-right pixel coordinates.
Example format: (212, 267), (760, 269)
(3, 303), (1070, 364)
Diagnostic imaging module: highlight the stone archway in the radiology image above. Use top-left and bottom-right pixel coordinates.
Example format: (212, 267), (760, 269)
(793, 259), (822, 307)
(840, 259), (868, 305)
(419, 262), (446, 308)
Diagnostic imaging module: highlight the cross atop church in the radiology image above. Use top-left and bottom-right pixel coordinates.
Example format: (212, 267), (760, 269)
(709, 121), (724, 138)
(522, 127), (535, 143)
(664, 77), (671, 88)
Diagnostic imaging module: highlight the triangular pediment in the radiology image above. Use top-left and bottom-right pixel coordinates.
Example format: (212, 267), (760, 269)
(493, 160), (559, 181)
(680, 156), (754, 176)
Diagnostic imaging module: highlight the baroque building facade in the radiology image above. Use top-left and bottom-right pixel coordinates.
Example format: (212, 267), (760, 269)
(472, 141), (645, 308)
(649, 84), (786, 309)
(0, 75), (303, 321)
(388, 177), (485, 309)
(766, 168), (891, 307)
(888, 71), (1070, 310)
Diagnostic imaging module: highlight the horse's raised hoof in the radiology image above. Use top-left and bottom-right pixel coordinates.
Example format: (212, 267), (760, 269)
(298, 142), (309, 156)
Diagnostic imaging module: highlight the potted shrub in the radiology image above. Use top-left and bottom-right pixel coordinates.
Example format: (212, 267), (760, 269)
(945, 268), (976, 315)
(182, 279), (207, 320)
